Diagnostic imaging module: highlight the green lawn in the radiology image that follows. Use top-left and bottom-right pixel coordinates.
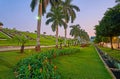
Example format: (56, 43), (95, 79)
(0, 46), (112, 79)
(52, 46), (112, 79)
(0, 32), (9, 39)
(0, 48), (53, 79)
(99, 46), (120, 61)
(0, 28), (57, 46)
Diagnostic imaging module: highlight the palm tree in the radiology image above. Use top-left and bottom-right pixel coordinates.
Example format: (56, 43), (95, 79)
(30, 0), (60, 51)
(62, 0), (80, 46)
(46, 6), (67, 48)
(70, 24), (81, 39)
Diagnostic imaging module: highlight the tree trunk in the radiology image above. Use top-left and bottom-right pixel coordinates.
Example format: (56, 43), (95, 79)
(20, 44), (24, 53)
(60, 42), (62, 49)
(118, 38), (120, 48)
(35, 3), (42, 51)
(56, 26), (58, 48)
(110, 36), (113, 50)
(64, 28), (67, 47)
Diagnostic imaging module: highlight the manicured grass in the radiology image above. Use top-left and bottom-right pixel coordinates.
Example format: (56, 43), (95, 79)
(99, 46), (120, 61)
(0, 32), (9, 39)
(0, 48), (53, 79)
(0, 28), (57, 46)
(52, 46), (112, 79)
(0, 46), (112, 79)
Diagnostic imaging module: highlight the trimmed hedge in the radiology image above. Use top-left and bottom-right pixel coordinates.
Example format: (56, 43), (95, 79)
(14, 48), (80, 79)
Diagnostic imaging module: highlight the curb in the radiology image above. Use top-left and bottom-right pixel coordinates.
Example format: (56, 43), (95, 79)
(94, 46), (116, 79)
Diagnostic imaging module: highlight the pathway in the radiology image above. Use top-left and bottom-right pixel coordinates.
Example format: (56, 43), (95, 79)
(0, 45), (55, 52)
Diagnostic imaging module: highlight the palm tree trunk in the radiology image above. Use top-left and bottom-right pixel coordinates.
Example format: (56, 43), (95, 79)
(35, 3), (42, 51)
(110, 36), (113, 50)
(20, 44), (24, 53)
(64, 28), (67, 47)
(56, 26), (58, 48)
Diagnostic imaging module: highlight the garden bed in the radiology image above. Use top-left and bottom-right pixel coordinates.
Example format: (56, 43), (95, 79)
(95, 45), (120, 79)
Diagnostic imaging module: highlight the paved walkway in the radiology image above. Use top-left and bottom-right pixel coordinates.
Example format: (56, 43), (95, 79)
(0, 45), (55, 52)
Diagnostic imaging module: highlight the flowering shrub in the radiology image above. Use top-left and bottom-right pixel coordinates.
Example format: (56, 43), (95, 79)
(14, 48), (80, 79)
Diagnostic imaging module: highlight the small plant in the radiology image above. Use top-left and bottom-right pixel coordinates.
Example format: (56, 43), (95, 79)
(14, 34), (29, 53)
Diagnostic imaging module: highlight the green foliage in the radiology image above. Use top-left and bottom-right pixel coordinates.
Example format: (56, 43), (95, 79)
(61, 0), (80, 24)
(46, 5), (67, 32)
(70, 24), (81, 38)
(98, 4), (120, 37)
(94, 4), (120, 49)
(99, 46), (120, 61)
(70, 24), (89, 44)
(13, 34), (29, 45)
(14, 48), (80, 79)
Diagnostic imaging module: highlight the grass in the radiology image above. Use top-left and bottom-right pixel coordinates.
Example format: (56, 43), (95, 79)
(52, 46), (112, 79)
(0, 28), (59, 46)
(0, 46), (112, 79)
(0, 48), (53, 79)
(0, 32), (9, 39)
(99, 46), (120, 61)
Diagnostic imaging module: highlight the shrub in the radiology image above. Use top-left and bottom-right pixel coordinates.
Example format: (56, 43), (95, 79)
(14, 48), (80, 79)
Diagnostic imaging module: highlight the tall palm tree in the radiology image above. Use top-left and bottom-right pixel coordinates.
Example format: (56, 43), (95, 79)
(70, 24), (81, 39)
(62, 0), (80, 46)
(30, 0), (60, 51)
(46, 6), (67, 48)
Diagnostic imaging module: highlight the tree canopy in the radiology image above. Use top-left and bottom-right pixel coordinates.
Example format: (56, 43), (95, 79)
(94, 4), (120, 49)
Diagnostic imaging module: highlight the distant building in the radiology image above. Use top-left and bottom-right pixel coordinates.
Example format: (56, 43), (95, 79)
(90, 36), (96, 42)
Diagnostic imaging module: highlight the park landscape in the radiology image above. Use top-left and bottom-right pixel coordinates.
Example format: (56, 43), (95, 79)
(0, 0), (120, 79)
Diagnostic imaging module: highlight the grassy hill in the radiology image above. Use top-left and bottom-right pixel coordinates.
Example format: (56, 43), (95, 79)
(0, 28), (60, 46)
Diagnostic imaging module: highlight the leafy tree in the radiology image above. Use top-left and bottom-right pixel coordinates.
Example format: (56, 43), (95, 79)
(61, 0), (80, 46)
(46, 6), (67, 48)
(30, 0), (60, 51)
(95, 4), (120, 49)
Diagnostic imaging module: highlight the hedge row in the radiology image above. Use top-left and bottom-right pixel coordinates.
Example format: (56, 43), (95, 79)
(14, 48), (80, 79)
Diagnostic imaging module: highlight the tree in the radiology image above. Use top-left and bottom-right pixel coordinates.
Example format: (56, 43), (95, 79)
(116, 0), (120, 3)
(79, 29), (90, 43)
(70, 24), (81, 39)
(95, 4), (120, 49)
(61, 0), (80, 46)
(0, 22), (3, 26)
(30, 0), (60, 51)
(14, 35), (28, 53)
(46, 6), (67, 48)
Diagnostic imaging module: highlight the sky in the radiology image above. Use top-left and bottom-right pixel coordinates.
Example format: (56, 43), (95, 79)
(0, 0), (117, 38)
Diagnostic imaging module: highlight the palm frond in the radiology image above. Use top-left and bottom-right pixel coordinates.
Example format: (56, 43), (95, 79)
(71, 5), (80, 12)
(46, 18), (54, 25)
(30, 0), (38, 12)
(46, 12), (54, 18)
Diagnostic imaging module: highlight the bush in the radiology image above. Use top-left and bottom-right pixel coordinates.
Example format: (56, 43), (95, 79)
(14, 48), (80, 79)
